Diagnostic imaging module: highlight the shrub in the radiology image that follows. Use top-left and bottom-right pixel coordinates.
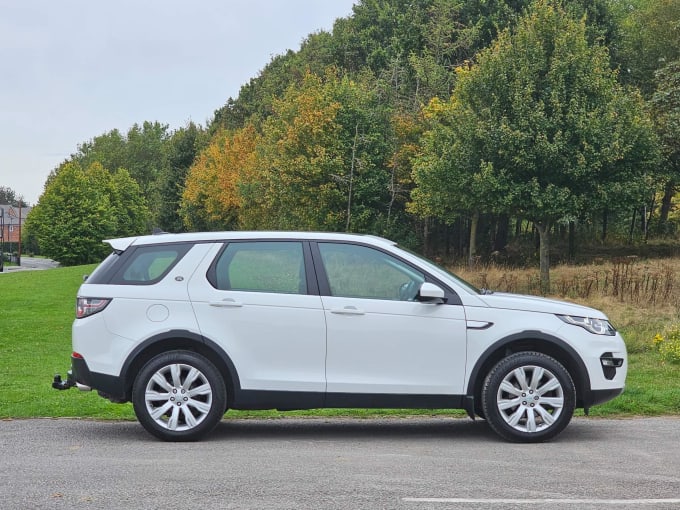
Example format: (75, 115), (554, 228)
(653, 327), (680, 364)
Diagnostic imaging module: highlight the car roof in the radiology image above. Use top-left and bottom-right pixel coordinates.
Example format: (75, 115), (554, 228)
(105, 231), (397, 252)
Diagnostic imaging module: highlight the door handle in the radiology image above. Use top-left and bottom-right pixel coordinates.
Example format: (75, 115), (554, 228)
(330, 306), (365, 316)
(209, 298), (243, 308)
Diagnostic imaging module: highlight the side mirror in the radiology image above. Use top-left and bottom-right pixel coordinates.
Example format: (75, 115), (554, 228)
(418, 282), (446, 303)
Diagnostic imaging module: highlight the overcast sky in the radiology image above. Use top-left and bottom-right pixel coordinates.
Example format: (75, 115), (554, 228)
(0, 0), (357, 205)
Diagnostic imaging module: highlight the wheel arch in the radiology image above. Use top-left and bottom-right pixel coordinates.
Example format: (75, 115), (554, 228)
(120, 330), (240, 405)
(466, 331), (591, 412)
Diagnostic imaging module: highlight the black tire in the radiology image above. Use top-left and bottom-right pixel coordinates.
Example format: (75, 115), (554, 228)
(132, 350), (227, 441)
(481, 352), (575, 443)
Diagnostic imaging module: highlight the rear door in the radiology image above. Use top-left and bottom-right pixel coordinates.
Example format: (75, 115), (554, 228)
(188, 241), (326, 393)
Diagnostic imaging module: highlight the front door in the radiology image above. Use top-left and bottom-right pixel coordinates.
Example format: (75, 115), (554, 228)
(314, 242), (468, 396)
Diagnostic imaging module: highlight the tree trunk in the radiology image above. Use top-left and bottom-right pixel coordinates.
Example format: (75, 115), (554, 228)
(345, 123), (359, 232)
(535, 221), (551, 294)
(659, 179), (675, 230)
(423, 218), (431, 257)
(629, 207), (637, 243)
(494, 214), (509, 252)
(469, 210), (479, 268)
(568, 220), (575, 262)
(646, 195), (655, 242)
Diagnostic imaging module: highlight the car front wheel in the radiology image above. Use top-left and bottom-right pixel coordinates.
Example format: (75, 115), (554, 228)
(132, 350), (227, 441)
(481, 351), (575, 443)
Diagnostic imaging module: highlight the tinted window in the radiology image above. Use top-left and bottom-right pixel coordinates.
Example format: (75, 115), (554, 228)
(110, 244), (191, 285)
(318, 243), (425, 300)
(212, 241), (307, 294)
(85, 252), (121, 284)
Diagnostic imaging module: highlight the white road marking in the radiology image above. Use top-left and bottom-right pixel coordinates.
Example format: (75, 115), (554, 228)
(403, 498), (680, 505)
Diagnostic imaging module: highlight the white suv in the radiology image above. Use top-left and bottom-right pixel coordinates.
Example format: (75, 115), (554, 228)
(53, 231), (627, 442)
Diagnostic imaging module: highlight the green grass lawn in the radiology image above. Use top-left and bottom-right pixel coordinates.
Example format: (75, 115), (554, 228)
(1, 265), (678, 420)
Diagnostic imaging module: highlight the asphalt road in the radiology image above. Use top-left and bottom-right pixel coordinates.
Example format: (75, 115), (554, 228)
(1, 416), (679, 509)
(0, 256), (59, 273)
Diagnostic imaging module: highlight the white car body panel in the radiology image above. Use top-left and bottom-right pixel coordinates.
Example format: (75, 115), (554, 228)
(322, 296), (467, 394)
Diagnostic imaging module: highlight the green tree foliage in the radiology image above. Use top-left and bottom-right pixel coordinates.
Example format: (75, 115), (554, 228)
(617, 0), (680, 97)
(124, 121), (169, 208)
(157, 122), (206, 232)
(67, 121), (170, 224)
(412, 0), (657, 290)
(108, 168), (150, 235)
(30, 0), (677, 263)
(650, 60), (680, 229)
(72, 129), (128, 175)
(411, 97), (513, 264)
(184, 70), (398, 235)
(24, 162), (149, 265)
(0, 186), (22, 206)
(242, 70), (393, 233)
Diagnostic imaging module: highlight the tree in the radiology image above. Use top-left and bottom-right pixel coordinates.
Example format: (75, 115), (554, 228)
(24, 162), (149, 265)
(650, 60), (680, 230)
(72, 129), (128, 175)
(411, 97), (512, 265)
(617, 0), (680, 97)
(412, 0), (657, 291)
(67, 122), (169, 225)
(108, 168), (151, 235)
(123, 121), (170, 220)
(181, 123), (260, 231)
(24, 162), (116, 265)
(0, 186), (22, 206)
(236, 70), (392, 233)
(158, 122), (206, 232)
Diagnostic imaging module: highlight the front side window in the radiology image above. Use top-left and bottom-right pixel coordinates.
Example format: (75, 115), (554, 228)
(212, 241), (307, 294)
(318, 243), (425, 301)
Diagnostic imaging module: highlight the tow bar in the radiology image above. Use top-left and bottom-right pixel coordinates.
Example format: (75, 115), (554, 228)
(52, 372), (91, 391)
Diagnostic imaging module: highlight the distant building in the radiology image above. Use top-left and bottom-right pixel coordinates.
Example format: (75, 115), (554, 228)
(0, 205), (31, 244)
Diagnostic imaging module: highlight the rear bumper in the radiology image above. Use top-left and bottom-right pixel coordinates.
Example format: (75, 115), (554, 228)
(70, 355), (127, 402)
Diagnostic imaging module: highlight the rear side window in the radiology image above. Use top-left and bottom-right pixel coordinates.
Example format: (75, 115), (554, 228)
(85, 252), (122, 284)
(209, 241), (307, 294)
(109, 244), (192, 285)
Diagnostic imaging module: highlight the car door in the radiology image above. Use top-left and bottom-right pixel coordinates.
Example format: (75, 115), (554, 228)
(314, 241), (468, 397)
(188, 241), (326, 393)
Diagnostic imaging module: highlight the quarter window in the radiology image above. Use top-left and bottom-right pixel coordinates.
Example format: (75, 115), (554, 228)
(213, 242), (307, 294)
(318, 243), (425, 301)
(111, 244), (191, 285)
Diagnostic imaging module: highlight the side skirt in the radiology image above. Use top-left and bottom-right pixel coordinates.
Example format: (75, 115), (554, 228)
(231, 390), (465, 411)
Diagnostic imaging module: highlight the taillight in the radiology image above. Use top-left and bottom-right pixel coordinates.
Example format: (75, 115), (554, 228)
(76, 297), (111, 318)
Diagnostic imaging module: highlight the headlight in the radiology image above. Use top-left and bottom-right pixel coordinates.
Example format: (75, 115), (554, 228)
(557, 315), (616, 336)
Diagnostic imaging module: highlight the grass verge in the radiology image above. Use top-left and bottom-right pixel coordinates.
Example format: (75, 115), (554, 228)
(0, 261), (678, 420)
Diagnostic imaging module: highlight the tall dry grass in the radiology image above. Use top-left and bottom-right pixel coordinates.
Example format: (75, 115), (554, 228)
(451, 257), (680, 353)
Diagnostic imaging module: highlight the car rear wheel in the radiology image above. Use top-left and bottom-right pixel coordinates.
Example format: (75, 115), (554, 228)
(132, 350), (226, 441)
(481, 351), (575, 442)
